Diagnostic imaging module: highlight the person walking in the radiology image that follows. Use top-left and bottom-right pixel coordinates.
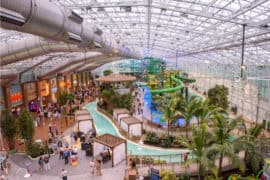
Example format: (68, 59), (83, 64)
(24, 159), (32, 176)
(60, 169), (68, 180)
(38, 157), (44, 172)
(89, 159), (95, 175)
(95, 159), (102, 176)
(184, 152), (189, 162)
(43, 155), (50, 171)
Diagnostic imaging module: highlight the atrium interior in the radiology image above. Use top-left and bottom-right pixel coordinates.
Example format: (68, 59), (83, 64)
(0, 0), (269, 179)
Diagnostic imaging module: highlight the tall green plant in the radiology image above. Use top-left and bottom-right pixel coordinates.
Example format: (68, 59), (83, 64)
(176, 123), (217, 180)
(57, 90), (74, 106)
(0, 109), (17, 149)
(160, 169), (177, 180)
(153, 93), (178, 136)
(17, 108), (35, 144)
(103, 69), (113, 76)
(210, 114), (244, 175)
(236, 124), (264, 174)
(176, 94), (201, 138)
(207, 85), (229, 110)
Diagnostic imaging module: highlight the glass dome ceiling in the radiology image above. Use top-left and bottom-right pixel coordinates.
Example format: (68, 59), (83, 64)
(0, 0), (269, 78)
(53, 0), (270, 65)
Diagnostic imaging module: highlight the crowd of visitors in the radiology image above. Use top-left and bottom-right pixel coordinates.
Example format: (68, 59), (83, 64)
(0, 154), (11, 179)
(132, 87), (144, 117)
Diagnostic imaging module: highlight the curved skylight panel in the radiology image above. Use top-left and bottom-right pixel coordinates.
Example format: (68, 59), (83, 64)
(0, 28), (32, 44)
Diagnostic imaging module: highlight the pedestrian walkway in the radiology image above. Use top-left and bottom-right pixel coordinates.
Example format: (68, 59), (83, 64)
(7, 123), (126, 180)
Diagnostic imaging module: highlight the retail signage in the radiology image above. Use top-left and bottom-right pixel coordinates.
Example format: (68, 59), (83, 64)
(50, 78), (57, 93)
(24, 82), (37, 102)
(72, 74), (77, 86)
(40, 81), (49, 96)
(10, 85), (23, 107)
(66, 81), (71, 88)
(0, 87), (5, 111)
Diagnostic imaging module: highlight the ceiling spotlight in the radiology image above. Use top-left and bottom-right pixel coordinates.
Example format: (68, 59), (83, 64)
(240, 64), (247, 69)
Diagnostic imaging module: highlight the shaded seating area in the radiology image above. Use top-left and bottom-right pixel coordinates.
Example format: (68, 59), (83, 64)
(119, 116), (143, 137)
(74, 109), (90, 120)
(93, 133), (127, 167)
(113, 108), (130, 123)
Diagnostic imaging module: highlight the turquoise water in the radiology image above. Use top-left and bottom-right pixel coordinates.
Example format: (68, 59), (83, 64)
(85, 102), (186, 162)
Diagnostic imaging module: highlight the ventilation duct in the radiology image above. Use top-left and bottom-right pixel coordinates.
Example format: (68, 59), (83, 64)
(69, 11), (83, 24)
(67, 32), (82, 43)
(0, 0), (140, 59)
(0, 36), (88, 65)
(0, 7), (25, 26)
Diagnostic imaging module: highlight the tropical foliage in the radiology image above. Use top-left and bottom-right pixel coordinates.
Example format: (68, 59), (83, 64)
(209, 114), (245, 175)
(57, 90), (74, 106)
(0, 109), (17, 149)
(160, 169), (177, 180)
(101, 88), (132, 111)
(236, 124), (265, 174)
(176, 123), (217, 180)
(103, 69), (113, 76)
(207, 85), (229, 110)
(175, 94), (201, 138)
(17, 108), (35, 144)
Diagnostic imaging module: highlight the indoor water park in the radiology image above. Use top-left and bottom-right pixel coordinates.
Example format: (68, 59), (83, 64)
(0, 0), (270, 180)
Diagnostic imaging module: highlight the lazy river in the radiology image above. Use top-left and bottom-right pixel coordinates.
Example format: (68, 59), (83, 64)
(84, 101), (188, 162)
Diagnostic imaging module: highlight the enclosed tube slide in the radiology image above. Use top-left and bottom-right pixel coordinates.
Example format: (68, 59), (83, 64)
(0, 0), (140, 63)
(150, 76), (184, 94)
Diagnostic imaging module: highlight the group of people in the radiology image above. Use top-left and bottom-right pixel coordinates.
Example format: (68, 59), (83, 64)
(132, 87), (144, 116)
(74, 85), (96, 105)
(124, 158), (138, 180)
(38, 155), (51, 172)
(0, 155), (11, 179)
(89, 158), (102, 176)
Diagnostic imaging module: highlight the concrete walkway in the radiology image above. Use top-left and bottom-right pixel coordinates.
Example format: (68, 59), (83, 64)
(6, 123), (126, 180)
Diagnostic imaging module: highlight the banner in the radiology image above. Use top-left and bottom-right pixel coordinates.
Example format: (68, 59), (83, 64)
(10, 85), (23, 107)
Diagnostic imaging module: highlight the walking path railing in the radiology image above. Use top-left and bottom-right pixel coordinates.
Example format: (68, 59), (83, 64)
(128, 151), (245, 177)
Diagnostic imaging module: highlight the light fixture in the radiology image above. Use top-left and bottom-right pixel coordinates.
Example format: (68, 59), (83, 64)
(240, 64), (246, 69)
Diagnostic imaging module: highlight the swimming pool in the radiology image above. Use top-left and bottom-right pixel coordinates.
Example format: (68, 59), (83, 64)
(84, 102), (188, 162)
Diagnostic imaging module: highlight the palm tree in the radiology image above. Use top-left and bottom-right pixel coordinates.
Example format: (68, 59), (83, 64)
(153, 94), (178, 136)
(176, 123), (217, 180)
(210, 113), (244, 176)
(236, 123), (264, 174)
(195, 99), (222, 126)
(175, 94), (201, 139)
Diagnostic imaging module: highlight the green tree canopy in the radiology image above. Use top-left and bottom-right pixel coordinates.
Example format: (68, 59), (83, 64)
(103, 69), (113, 76)
(17, 108), (35, 144)
(0, 109), (17, 149)
(207, 85), (229, 110)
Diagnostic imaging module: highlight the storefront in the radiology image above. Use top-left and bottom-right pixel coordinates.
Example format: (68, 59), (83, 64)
(38, 80), (50, 107)
(57, 75), (65, 91)
(77, 73), (81, 86)
(50, 77), (57, 103)
(71, 73), (77, 91)
(22, 82), (39, 112)
(65, 74), (72, 93)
